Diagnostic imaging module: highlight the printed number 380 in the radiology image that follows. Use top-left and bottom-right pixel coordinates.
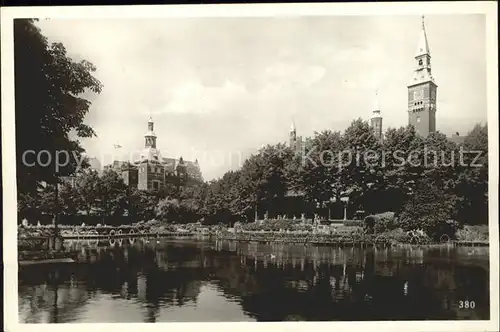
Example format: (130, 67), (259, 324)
(459, 301), (476, 309)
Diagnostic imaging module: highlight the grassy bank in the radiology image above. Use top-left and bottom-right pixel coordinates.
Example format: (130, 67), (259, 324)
(18, 249), (78, 262)
(217, 226), (489, 246)
(17, 221), (489, 246)
(455, 225), (489, 242)
(217, 228), (424, 245)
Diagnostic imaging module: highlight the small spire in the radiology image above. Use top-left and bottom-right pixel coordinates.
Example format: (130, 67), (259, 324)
(148, 116), (153, 123)
(371, 89), (382, 119)
(290, 119), (296, 132)
(416, 15), (431, 57)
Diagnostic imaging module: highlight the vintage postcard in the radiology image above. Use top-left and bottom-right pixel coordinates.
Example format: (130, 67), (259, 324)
(1, 2), (498, 332)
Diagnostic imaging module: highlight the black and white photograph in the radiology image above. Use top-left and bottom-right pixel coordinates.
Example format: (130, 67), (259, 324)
(1, 3), (498, 331)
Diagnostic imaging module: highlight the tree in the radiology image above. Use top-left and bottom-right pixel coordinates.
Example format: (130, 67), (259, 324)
(97, 170), (128, 220)
(59, 182), (79, 216)
(178, 198), (202, 223)
(399, 177), (460, 240)
(18, 192), (39, 223)
(158, 183), (180, 199)
(14, 19), (102, 196)
(422, 131), (462, 183)
(454, 123), (488, 224)
(178, 184), (208, 202)
(155, 184), (206, 223)
(131, 189), (158, 221)
(72, 170), (101, 216)
(299, 130), (343, 207)
(251, 144), (292, 218)
(381, 125), (425, 213)
(202, 170), (244, 225)
(156, 198), (180, 223)
(36, 184), (58, 216)
(338, 119), (383, 214)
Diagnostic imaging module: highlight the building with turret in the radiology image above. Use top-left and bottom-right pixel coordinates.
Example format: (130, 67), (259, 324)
(111, 117), (203, 190)
(135, 117), (165, 190)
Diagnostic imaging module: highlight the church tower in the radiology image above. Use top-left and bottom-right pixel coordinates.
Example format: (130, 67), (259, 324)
(408, 16), (437, 137)
(288, 120), (303, 154)
(370, 90), (383, 142)
(145, 117), (157, 148)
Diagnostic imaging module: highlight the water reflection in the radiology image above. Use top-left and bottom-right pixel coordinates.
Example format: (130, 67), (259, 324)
(18, 239), (490, 322)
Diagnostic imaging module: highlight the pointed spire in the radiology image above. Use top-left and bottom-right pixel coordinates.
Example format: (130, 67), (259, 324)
(371, 89), (382, 119)
(374, 89), (380, 111)
(290, 119), (296, 132)
(416, 15), (431, 57)
(148, 116), (153, 123)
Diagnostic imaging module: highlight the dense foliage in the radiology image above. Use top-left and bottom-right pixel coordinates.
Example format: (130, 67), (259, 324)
(364, 212), (397, 234)
(21, 121), (488, 240)
(14, 19), (102, 195)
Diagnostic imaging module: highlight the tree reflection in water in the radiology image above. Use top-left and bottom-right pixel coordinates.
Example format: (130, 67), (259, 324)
(18, 239), (490, 322)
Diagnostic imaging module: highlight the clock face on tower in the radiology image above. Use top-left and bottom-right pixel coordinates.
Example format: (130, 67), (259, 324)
(413, 89), (424, 100)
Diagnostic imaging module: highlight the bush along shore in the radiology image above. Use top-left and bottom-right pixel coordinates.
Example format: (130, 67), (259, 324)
(17, 213), (489, 248)
(219, 213), (490, 246)
(17, 220), (217, 242)
(215, 229), (488, 247)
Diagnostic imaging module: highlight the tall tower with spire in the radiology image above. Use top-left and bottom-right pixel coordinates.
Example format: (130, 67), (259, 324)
(288, 120), (303, 154)
(370, 90), (383, 142)
(408, 15), (437, 137)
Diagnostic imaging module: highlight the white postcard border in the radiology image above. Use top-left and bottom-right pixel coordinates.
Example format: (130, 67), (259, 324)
(2, 2), (498, 332)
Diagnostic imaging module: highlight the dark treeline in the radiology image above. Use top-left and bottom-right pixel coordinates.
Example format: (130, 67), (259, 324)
(19, 120), (488, 238)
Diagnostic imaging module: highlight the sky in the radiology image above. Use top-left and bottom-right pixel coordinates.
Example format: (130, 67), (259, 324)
(35, 14), (487, 181)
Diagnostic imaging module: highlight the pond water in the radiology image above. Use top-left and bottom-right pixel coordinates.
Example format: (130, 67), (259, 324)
(18, 239), (490, 322)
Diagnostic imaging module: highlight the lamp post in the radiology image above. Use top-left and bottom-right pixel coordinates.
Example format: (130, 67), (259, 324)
(54, 173), (59, 227)
(51, 172), (61, 251)
(254, 203), (258, 223)
(329, 196), (337, 221)
(124, 162), (133, 224)
(128, 180), (132, 224)
(340, 197), (349, 221)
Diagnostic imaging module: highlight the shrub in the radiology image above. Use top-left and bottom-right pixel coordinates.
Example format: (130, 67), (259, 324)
(455, 225), (489, 242)
(364, 212), (397, 234)
(239, 219), (313, 233)
(295, 224), (314, 232)
(375, 212), (397, 233)
(399, 179), (461, 241)
(156, 198), (180, 222)
(363, 215), (376, 234)
(343, 220), (364, 227)
(241, 222), (260, 231)
(433, 219), (461, 241)
(383, 228), (410, 243)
